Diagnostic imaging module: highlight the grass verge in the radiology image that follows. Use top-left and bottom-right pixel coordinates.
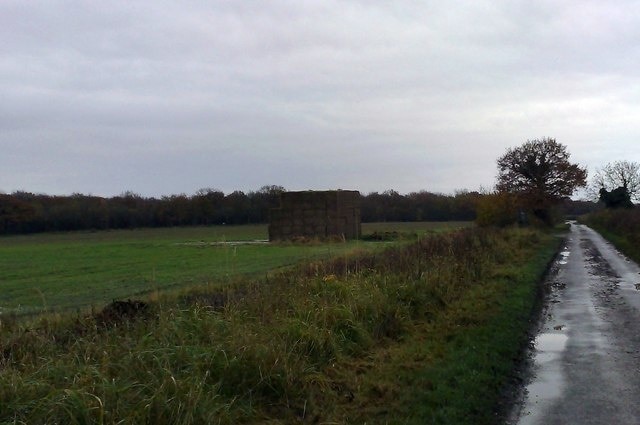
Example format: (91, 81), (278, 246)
(0, 226), (559, 424)
(581, 209), (640, 262)
(376, 232), (560, 424)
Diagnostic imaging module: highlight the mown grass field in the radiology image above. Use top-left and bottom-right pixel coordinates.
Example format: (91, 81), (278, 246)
(0, 222), (470, 314)
(0, 224), (560, 424)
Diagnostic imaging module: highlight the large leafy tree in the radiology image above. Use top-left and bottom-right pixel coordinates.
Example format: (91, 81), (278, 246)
(496, 138), (587, 224)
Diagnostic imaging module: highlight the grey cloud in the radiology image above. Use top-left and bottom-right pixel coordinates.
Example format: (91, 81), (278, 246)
(2, 0), (640, 197)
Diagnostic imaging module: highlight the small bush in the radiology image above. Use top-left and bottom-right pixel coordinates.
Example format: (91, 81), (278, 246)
(475, 192), (519, 227)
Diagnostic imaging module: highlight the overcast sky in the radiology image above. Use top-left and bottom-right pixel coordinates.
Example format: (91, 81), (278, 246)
(2, 1), (639, 198)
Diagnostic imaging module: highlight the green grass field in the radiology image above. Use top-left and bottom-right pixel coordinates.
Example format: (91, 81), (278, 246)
(0, 222), (470, 314)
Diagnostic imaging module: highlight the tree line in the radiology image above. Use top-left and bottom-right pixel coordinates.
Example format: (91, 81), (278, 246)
(0, 186), (494, 235)
(0, 186), (282, 235)
(4, 137), (614, 237)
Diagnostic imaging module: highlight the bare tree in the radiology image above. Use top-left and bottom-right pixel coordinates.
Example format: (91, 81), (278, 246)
(589, 161), (640, 203)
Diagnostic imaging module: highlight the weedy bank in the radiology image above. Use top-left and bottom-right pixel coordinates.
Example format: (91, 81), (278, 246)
(582, 209), (640, 261)
(0, 225), (559, 424)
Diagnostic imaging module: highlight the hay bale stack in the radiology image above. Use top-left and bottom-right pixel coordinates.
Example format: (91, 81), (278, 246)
(268, 190), (361, 241)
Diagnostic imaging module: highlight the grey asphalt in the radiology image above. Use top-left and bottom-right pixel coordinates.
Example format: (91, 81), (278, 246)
(509, 222), (640, 425)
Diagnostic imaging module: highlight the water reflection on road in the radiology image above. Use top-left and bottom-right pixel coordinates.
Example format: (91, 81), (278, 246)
(511, 222), (640, 425)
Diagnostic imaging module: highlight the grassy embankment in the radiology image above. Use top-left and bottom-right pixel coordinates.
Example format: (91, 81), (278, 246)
(0, 224), (559, 424)
(582, 209), (640, 262)
(0, 222), (469, 315)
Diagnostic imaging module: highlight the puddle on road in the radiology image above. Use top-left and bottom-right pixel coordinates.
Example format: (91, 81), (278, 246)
(558, 250), (571, 265)
(535, 332), (569, 364)
(620, 271), (640, 291)
(517, 331), (568, 425)
(537, 332), (568, 350)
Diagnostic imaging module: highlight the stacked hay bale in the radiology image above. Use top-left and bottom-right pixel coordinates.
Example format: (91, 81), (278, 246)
(269, 190), (361, 241)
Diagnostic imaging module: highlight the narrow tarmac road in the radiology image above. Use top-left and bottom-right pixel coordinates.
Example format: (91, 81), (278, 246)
(510, 222), (640, 425)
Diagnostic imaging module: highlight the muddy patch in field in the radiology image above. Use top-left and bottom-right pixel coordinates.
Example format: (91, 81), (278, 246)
(94, 299), (151, 326)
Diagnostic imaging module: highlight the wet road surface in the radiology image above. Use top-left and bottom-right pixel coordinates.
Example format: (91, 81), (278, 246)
(510, 223), (640, 425)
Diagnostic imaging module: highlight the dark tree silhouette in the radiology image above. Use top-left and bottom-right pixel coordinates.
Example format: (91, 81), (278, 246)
(590, 161), (640, 204)
(0, 185), (555, 235)
(599, 187), (633, 209)
(496, 138), (587, 224)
